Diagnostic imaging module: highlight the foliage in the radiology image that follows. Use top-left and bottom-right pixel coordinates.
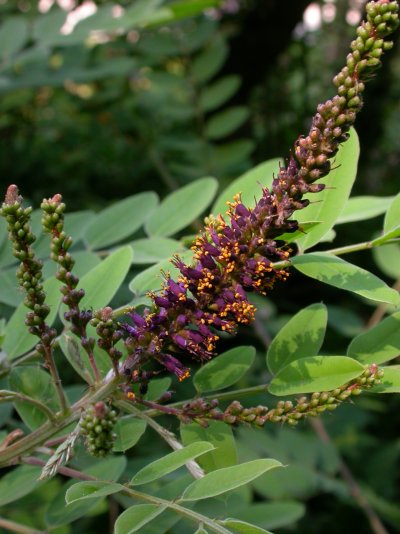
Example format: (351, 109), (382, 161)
(0, 1), (400, 534)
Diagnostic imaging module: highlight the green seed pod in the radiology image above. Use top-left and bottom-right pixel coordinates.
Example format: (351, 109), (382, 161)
(80, 402), (118, 458)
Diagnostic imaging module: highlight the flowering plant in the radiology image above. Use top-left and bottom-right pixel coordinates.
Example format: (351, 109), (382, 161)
(0, 1), (400, 533)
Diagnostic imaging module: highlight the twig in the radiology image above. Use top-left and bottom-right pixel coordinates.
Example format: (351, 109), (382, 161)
(0, 517), (46, 534)
(21, 456), (96, 482)
(309, 418), (389, 534)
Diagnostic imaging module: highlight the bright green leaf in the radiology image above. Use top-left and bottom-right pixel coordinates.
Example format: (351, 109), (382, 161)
(181, 459), (282, 501)
(66, 482), (124, 504)
(373, 366), (400, 393)
(373, 242), (400, 280)
(205, 107), (249, 140)
(194, 346), (255, 393)
(8, 366), (60, 429)
(113, 417), (147, 452)
(59, 334), (111, 382)
(45, 456), (127, 527)
(347, 311), (400, 365)
(292, 253), (400, 305)
(211, 158), (281, 218)
(218, 519), (273, 534)
(181, 420), (237, 472)
(74, 246), (133, 310)
(384, 192), (400, 234)
(267, 304), (327, 374)
(145, 177), (217, 237)
(199, 75), (241, 112)
(131, 442), (215, 486)
(295, 129), (360, 251)
(372, 225), (400, 246)
(336, 196), (394, 224)
(129, 250), (193, 295)
(233, 501), (305, 530)
(268, 355), (364, 396)
(115, 504), (167, 534)
(84, 193), (158, 249)
(0, 465), (42, 506)
(3, 277), (60, 359)
(144, 376), (171, 401)
(130, 237), (186, 264)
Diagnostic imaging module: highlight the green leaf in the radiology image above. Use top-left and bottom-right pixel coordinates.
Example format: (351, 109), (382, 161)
(115, 504), (167, 534)
(372, 225), (400, 246)
(181, 420), (237, 472)
(384, 192), (400, 235)
(211, 158), (281, 218)
(347, 311), (400, 365)
(205, 107), (249, 140)
(268, 355), (365, 396)
(74, 246), (133, 310)
(295, 128), (360, 251)
(8, 366), (60, 429)
(113, 417), (147, 452)
(192, 34), (228, 83)
(129, 250), (193, 295)
(218, 519), (273, 534)
(59, 334), (111, 381)
(327, 305), (363, 338)
(66, 481), (124, 504)
(211, 139), (255, 174)
(0, 16), (29, 59)
(373, 366), (400, 393)
(373, 242), (400, 279)
(145, 177), (217, 237)
(3, 277), (60, 359)
(291, 253), (400, 305)
(145, 376), (171, 401)
(233, 501), (305, 530)
(0, 465), (42, 506)
(130, 237), (186, 264)
(64, 210), (95, 242)
(45, 456), (127, 527)
(181, 459), (282, 501)
(199, 75), (241, 112)
(32, 8), (66, 46)
(267, 303), (327, 375)
(84, 192), (158, 249)
(194, 346), (256, 393)
(0, 268), (23, 307)
(131, 442), (215, 486)
(336, 196), (394, 224)
(275, 222), (321, 244)
(168, 0), (220, 19)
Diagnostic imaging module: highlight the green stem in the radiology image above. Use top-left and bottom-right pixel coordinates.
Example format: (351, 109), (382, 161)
(140, 384), (269, 418)
(121, 486), (233, 534)
(116, 400), (204, 479)
(0, 517), (45, 534)
(0, 375), (122, 468)
(273, 238), (400, 270)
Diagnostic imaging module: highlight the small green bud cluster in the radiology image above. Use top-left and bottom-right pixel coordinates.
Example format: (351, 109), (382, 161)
(80, 402), (118, 457)
(0, 185), (54, 343)
(222, 365), (384, 427)
(91, 307), (124, 373)
(41, 194), (99, 382)
(295, 0), (399, 184)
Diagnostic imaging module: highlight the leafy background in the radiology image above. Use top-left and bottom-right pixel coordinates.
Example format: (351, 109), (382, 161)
(1, 0), (400, 533)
